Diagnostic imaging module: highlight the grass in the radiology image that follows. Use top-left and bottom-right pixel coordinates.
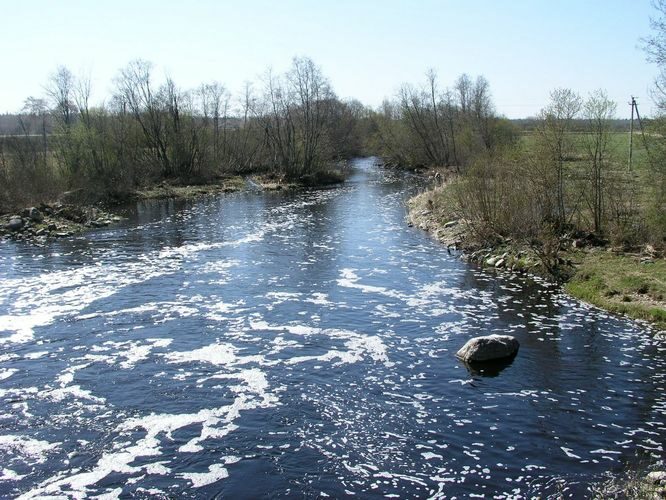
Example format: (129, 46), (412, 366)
(564, 250), (666, 331)
(519, 131), (650, 170)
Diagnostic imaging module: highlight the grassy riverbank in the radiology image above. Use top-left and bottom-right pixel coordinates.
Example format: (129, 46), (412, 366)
(408, 180), (666, 332)
(565, 252), (666, 330)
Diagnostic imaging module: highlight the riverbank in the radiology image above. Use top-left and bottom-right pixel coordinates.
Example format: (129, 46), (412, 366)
(0, 204), (123, 243)
(1, 167), (348, 243)
(133, 173), (310, 200)
(408, 182), (666, 332)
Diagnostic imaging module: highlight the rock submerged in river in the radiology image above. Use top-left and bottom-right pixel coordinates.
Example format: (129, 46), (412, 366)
(456, 335), (519, 362)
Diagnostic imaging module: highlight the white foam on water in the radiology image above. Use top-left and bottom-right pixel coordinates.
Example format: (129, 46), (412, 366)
(286, 325), (322, 336)
(18, 435), (159, 498)
(305, 293), (333, 306)
(95, 487), (123, 499)
(122, 369), (277, 456)
(0, 387), (39, 399)
(44, 386), (106, 404)
(0, 236), (254, 346)
(560, 447), (581, 459)
(206, 368), (270, 396)
(0, 468), (26, 481)
(269, 336), (302, 354)
(0, 368), (18, 380)
(40, 362), (107, 405)
(249, 320), (284, 332)
(144, 462), (170, 475)
(4, 183), (665, 497)
(23, 351), (48, 360)
(56, 363), (90, 386)
(116, 339), (173, 369)
(0, 435), (59, 463)
(287, 330), (389, 366)
(0, 313), (53, 345)
(249, 320), (321, 337)
(22, 368), (271, 499)
(374, 304), (401, 319)
(181, 463), (229, 487)
(165, 343), (242, 366)
(199, 260), (238, 273)
(180, 456), (240, 488)
(135, 487), (166, 496)
(265, 292), (301, 303)
(205, 300), (245, 321)
(373, 471), (429, 487)
(337, 269), (402, 299)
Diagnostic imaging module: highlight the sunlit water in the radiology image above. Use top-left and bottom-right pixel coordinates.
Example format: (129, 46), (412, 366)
(0, 158), (664, 498)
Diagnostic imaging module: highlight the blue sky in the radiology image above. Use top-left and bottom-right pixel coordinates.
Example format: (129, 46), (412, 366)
(1, 0), (660, 118)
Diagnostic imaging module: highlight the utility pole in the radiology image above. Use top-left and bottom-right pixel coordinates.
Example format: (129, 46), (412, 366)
(627, 96), (653, 172)
(629, 96), (636, 171)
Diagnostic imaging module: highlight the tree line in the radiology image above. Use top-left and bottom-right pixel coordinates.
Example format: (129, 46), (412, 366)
(0, 56), (368, 210)
(370, 71), (516, 170)
(370, 68), (664, 250)
(1, 55), (664, 253)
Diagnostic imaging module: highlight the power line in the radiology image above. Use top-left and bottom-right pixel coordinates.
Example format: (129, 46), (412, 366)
(628, 96), (654, 171)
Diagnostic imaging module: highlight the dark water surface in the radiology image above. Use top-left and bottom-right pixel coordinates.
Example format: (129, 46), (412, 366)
(0, 158), (664, 498)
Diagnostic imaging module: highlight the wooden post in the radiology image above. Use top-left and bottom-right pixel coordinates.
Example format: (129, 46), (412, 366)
(629, 96), (635, 171)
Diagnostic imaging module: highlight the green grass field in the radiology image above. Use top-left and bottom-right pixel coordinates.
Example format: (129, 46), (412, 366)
(565, 250), (666, 331)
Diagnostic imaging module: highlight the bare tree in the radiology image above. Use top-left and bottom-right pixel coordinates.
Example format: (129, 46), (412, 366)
(455, 74), (473, 116)
(643, 0), (666, 111)
(115, 60), (170, 177)
(260, 68), (298, 173)
(642, 0), (666, 245)
(471, 76), (494, 149)
(199, 82), (229, 167)
(45, 66), (76, 128)
(73, 70), (93, 128)
(22, 96), (49, 159)
(536, 88), (582, 228)
(582, 90), (616, 234)
(230, 81), (262, 172)
(287, 56), (334, 176)
(399, 83), (440, 165)
(426, 69), (451, 166)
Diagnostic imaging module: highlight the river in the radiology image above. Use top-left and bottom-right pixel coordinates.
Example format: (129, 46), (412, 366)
(0, 157), (664, 498)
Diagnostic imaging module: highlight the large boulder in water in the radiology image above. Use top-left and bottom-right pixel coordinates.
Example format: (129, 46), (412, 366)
(456, 335), (519, 362)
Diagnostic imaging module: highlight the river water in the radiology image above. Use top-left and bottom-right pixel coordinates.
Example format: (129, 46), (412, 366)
(0, 157), (664, 498)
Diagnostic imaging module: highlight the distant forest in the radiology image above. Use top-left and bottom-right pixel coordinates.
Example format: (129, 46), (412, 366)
(0, 113), (635, 137)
